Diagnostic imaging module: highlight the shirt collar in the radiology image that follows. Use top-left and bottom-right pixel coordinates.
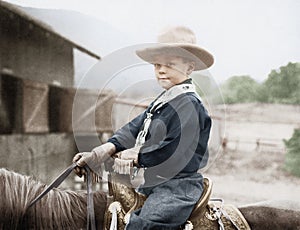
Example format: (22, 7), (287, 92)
(177, 78), (192, 85)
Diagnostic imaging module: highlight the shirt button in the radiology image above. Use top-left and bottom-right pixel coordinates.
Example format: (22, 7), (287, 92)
(157, 110), (160, 114)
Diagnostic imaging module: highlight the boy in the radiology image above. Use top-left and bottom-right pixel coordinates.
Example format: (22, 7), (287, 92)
(73, 26), (213, 229)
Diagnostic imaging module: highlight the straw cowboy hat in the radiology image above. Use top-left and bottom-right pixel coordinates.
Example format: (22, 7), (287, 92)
(136, 26), (214, 70)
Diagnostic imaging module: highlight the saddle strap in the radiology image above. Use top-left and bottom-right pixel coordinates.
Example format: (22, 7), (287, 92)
(204, 202), (251, 230)
(28, 163), (97, 230)
(221, 208), (241, 230)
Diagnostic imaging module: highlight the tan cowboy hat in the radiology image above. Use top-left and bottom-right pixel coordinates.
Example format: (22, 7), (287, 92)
(136, 26), (214, 70)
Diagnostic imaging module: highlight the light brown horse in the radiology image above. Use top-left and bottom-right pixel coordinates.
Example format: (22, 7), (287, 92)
(0, 168), (299, 230)
(0, 168), (107, 229)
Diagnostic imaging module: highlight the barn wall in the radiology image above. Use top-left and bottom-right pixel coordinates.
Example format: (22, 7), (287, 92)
(0, 134), (77, 187)
(0, 7), (74, 87)
(0, 4), (108, 186)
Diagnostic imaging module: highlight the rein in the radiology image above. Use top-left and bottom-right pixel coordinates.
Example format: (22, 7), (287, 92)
(28, 163), (97, 230)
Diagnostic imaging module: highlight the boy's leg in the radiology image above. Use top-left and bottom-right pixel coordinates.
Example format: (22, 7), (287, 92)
(126, 175), (203, 230)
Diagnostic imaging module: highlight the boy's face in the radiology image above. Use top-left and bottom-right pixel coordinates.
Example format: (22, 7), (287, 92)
(153, 55), (194, 90)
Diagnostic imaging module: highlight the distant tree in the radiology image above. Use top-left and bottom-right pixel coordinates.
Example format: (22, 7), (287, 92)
(220, 75), (260, 104)
(217, 62), (300, 104)
(255, 83), (269, 103)
(196, 62), (300, 104)
(284, 129), (300, 177)
(263, 62), (300, 104)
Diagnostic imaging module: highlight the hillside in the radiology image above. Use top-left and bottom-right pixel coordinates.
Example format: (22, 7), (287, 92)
(22, 6), (131, 55)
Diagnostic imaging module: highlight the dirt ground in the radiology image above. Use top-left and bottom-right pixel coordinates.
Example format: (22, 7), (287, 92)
(204, 148), (300, 207)
(202, 103), (300, 206)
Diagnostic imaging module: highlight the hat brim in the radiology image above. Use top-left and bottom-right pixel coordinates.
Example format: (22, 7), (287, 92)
(136, 43), (214, 70)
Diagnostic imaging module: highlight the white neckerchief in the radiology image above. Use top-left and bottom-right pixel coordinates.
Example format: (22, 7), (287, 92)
(135, 83), (200, 147)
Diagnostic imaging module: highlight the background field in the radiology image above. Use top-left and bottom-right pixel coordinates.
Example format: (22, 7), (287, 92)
(204, 103), (300, 206)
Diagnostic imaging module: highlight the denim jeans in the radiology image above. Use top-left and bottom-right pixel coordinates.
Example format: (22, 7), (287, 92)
(125, 173), (203, 230)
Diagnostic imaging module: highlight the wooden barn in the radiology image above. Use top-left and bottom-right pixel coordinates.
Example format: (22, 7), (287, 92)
(0, 1), (99, 86)
(0, 1), (115, 187)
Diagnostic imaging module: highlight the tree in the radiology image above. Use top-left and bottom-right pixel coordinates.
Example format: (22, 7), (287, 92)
(284, 129), (300, 177)
(200, 62), (300, 105)
(220, 75), (260, 104)
(263, 62), (300, 104)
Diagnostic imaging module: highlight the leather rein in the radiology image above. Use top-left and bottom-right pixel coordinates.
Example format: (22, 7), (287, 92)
(27, 163), (97, 230)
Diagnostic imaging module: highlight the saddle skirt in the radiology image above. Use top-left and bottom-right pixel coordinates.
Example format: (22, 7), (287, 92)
(103, 173), (251, 230)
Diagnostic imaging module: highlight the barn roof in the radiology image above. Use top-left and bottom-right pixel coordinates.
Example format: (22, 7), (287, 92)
(0, 1), (101, 60)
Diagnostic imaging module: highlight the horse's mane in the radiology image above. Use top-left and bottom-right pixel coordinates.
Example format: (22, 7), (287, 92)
(0, 168), (107, 229)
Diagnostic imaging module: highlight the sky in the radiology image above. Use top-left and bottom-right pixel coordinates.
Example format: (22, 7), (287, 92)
(4, 0), (300, 83)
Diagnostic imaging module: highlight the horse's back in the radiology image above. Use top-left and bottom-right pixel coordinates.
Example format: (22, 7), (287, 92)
(239, 200), (300, 230)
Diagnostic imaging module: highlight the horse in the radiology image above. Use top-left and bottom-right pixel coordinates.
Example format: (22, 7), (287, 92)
(238, 200), (300, 230)
(0, 168), (299, 230)
(0, 168), (107, 229)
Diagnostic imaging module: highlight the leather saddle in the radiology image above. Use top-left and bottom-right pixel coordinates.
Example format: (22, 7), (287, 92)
(103, 159), (250, 230)
(103, 173), (214, 230)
